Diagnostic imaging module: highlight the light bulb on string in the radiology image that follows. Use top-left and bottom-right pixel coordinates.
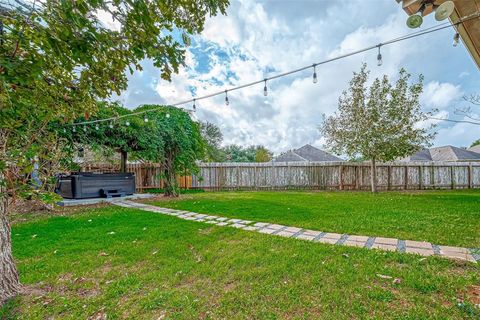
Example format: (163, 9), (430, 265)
(83, 125), (87, 132)
(109, 122), (114, 129)
(377, 45), (383, 66)
(95, 124), (99, 130)
(63, 128), (66, 133)
(166, 113), (170, 118)
(144, 115), (148, 123)
(72, 126), (76, 133)
(225, 90), (229, 106)
(125, 120), (130, 126)
(312, 64), (318, 84)
(453, 33), (460, 47)
(263, 79), (268, 96)
(193, 98), (196, 111)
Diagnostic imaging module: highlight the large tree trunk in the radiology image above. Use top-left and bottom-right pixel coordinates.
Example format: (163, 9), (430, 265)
(163, 151), (178, 197)
(120, 150), (127, 173)
(0, 172), (21, 305)
(370, 157), (378, 193)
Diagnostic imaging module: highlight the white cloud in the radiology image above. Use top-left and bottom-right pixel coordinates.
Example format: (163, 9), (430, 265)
(421, 81), (463, 109)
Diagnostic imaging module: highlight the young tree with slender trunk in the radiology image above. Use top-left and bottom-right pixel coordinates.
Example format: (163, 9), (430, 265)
(320, 64), (436, 192)
(135, 106), (204, 197)
(0, 0), (228, 304)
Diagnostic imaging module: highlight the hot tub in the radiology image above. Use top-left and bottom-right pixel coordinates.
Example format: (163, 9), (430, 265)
(55, 172), (135, 199)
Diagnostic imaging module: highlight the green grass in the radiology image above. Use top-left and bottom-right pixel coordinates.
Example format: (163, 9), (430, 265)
(3, 205), (479, 319)
(148, 190), (480, 248)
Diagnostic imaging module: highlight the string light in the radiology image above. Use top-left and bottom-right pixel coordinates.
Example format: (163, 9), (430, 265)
(125, 120), (130, 126)
(225, 90), (229, 106)
(453, 33), (460, 46)
(66, 13), (479, 128)
(312, 64), (318, 84)
(144, 115), (149, 123)
(72, 126), (76, 133)
(83, 125), (87, 132)
(377, 45), (383, 66)
(109, 122), (114, 129)
(193, 98), (196, 111)
(63, 128), (66, 133)
(166, 113), (170, 118)
(95, 124), (99, 130)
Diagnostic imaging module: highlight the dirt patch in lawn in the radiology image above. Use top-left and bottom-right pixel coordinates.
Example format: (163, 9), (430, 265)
(465, 285), (480, 305)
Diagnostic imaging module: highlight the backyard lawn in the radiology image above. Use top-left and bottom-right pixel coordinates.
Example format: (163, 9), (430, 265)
(149, 190), (480, 248)
(2, 190), (479, 319)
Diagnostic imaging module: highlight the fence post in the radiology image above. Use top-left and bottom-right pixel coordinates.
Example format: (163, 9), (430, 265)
(355, 165), (359, 190)
(339, 164), (343, 190)
(468, 163), (473, 189)
(430, 164), (435, 189)
(387, 165), (391, 190)
(419, 165), (423, 190)
(404, 166), (408, 190)
(451, 165), (455, 189)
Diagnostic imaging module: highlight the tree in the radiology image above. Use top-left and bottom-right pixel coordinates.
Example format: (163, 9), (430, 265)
(200, 121), (226, 162)
(455, 94), (480, 145)
(137, 105), (204, 197)
(255, 146), (273, 162)
(67, 102), (164, 172)
(221, 145), (272, 162)
(0, 0), (228, 303)
(320, 64), (435, 192)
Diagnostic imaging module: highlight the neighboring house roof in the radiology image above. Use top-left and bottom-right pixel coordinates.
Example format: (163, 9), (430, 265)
(274, 150), (308, 162)
(468, 144), (480, 154)
(402, 145), (480, 162)
(274, 144), (342, 162)
(407, 148), (433, 161)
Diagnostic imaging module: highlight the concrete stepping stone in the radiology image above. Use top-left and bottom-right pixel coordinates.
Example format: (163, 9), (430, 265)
(302, 230), (322, 237)
(243, 226), (261, 231)
(253, 222), (270, 228)
(295, 233), (316, 241)
(374, 237), (398, 246)
(440, 251), (476, 262)
(405, 240), (432, 249)
(258, 228), (277, 235)
(316, 237), (339, 245)
(268, 224), (285, 230)
(371, 243), (397, 251)
(276, 230), (296, 238)
(343, 240), (367, 248)
(405, 247), (435, 256)
(323, 233), (342, 240)
(230, 223), (246, 229)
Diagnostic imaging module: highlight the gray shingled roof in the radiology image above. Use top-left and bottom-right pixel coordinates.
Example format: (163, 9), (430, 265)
(449, 146), (480, 161)
(274, 150), (308, 162)
(295, 144), (343, 161)
(274, 144), (342, 162)
(468, 144), (480, 154)
(407, 148), (432, 161)
(403, 146), (480, 162)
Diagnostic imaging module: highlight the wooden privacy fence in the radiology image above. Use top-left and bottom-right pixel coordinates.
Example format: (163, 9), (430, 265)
(192, 162), (480, 191)
(79, 163), (192, 191)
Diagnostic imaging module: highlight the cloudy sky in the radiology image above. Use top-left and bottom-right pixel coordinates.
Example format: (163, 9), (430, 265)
(112, 0), (479, 154)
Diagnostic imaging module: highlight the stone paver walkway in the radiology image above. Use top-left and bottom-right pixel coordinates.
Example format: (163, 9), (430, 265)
(115, 200), (479, 263)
